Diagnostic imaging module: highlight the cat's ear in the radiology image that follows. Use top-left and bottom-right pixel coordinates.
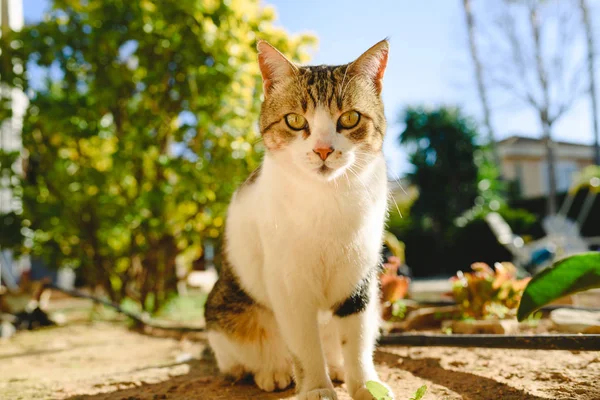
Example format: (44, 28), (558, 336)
(349, 39), (389, 94)
(257, 40), (298, 95)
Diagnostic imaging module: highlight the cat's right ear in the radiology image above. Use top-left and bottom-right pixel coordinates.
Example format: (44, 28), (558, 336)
(257, 40), (297, 96)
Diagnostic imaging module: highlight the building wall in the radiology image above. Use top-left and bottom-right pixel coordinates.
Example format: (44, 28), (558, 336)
(499, 141), (595, 199)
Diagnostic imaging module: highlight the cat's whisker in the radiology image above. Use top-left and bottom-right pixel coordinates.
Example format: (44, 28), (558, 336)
(389, 191), (403, 219)
(388, 166), (408, 196)
(346, 165), (374, 204)
(352, 153), (405, 219)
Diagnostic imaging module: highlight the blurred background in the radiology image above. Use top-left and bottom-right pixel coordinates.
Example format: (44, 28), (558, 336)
(1, 0), (600, 315)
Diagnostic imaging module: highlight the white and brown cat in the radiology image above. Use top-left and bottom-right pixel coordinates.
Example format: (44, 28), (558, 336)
(205, 39), (393, 400)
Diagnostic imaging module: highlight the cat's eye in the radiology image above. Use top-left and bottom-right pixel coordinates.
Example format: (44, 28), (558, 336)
(338, 111), (361, 129)
(285, 113), (307, 130)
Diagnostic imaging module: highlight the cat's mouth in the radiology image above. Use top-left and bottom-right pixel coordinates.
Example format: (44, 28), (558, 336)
(317, 164), (333, 175)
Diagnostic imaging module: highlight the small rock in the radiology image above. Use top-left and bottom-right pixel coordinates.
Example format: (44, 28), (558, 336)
(403, 306), (460, 330)
(550, 308), (600, 333)
(442, 319), (518, 334)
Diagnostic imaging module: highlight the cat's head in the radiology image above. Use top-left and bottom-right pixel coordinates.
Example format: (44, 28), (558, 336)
(257, 39), (388, 182)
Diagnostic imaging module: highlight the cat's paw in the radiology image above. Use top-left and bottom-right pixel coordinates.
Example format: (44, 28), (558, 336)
(254, 369), (292, 392)
(353, 384), (395, 400)
(328, 364), (345, 382)
(298, 388), (338, 400)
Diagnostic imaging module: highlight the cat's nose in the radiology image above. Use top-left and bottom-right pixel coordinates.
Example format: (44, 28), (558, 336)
(313, 146), (334, 161)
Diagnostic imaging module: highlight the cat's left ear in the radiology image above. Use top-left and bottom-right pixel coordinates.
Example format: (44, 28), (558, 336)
(257, 40), (298, 96)
(349, 39), (389, 94)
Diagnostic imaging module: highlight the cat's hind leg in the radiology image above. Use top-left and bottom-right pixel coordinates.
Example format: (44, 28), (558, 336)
(205, 268), (292, 392)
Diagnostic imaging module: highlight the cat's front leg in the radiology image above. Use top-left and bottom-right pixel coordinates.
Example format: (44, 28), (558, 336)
(335, 278), (394, 400)
(270, 291), (337, 400)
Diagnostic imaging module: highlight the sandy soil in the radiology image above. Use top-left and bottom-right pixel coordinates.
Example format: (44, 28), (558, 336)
(1, 322), (598, 400)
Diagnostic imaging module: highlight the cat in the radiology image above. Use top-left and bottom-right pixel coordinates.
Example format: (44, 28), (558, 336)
(205, 39), (393, 400)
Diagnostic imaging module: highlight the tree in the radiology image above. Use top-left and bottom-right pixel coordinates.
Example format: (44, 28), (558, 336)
(473, 0), (586, 215)
(462, 0), (501, 174)
(0, 0), (315, 311)
(399, 107), (480, 237)
(580, 0), (600, 166)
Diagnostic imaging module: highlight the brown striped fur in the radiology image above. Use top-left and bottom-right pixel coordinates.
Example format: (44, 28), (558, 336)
(205, 258), (268, 343)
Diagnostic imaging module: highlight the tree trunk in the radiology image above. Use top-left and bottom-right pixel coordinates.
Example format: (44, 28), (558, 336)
(462, 0), (502, 173)
(530, 5), (557, 215)
(0, 0), (9, 36)
(542, 122), (558, 216)
(580, 0), (600, 166)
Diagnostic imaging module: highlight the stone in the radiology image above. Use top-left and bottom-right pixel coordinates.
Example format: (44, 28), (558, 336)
(442, 319), (519, 334)
(550, 308), (600, 333)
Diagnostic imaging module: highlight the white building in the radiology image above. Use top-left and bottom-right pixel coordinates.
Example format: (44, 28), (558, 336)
(497, 135), (596, 198)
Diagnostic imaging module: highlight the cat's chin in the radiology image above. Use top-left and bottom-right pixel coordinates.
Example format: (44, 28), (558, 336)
(313, 164), (345, 182)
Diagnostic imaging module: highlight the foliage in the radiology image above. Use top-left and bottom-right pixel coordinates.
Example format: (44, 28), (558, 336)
(366, 381), (393, 400)
(365, 381), (427, 400)
(409, 385), (428, 400)
(379, 255), (410, 321)
(399, 107), (480, 237)
(0, 0), (315, 311)
(571, 165), (600, 193)
(517, 252), (600, 321)
(0, 150), (24, 250)
(451, 262), (530, 320)
(392, 107), (540, 276)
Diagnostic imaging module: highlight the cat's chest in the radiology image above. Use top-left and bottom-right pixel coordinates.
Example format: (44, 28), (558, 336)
(259, 182), (386, 263)
(266, 187), (369, 237)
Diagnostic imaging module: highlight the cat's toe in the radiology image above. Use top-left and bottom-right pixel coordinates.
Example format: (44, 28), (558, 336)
(353, 385), (395, 400)
(254, 369), (292, 392)
(298, 388), (338, 400)
(328, 364), (345, 382)
(274, 369), (293, 390)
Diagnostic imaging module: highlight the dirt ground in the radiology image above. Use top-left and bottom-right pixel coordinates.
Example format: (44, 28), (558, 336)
(1, 321), (599, 400)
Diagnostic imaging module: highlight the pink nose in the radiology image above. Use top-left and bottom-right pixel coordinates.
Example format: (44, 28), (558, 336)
(313, 146), (334, 161)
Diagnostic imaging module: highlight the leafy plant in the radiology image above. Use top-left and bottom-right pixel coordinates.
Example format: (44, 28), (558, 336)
(410, 385), (428, 400)
(451, 262), (530, 320)
(366, 381), (392, 400)
(399, 107), (480, 237)
(380, 256), (410, 321)
(365, 381), (427, 400)
(517, 252), (600, 321)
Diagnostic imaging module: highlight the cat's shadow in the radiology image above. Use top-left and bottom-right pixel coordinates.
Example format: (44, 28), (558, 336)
(63, 355), (340, 400)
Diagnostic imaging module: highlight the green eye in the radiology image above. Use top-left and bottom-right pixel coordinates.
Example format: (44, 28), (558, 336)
(285, 113), (307, 130)
(338, 111), (360, 129)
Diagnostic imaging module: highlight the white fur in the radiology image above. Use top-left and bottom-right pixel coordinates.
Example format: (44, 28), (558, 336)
(208, 105), (393, 399)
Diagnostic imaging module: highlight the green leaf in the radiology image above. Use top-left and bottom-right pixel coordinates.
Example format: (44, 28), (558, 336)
(410, 385), (428, 400)
(365, 381), (392, 400)
(517, 252), (600, 321)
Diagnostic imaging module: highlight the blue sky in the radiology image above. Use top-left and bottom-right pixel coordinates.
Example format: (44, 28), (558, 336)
(22, 0), (598, 175)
